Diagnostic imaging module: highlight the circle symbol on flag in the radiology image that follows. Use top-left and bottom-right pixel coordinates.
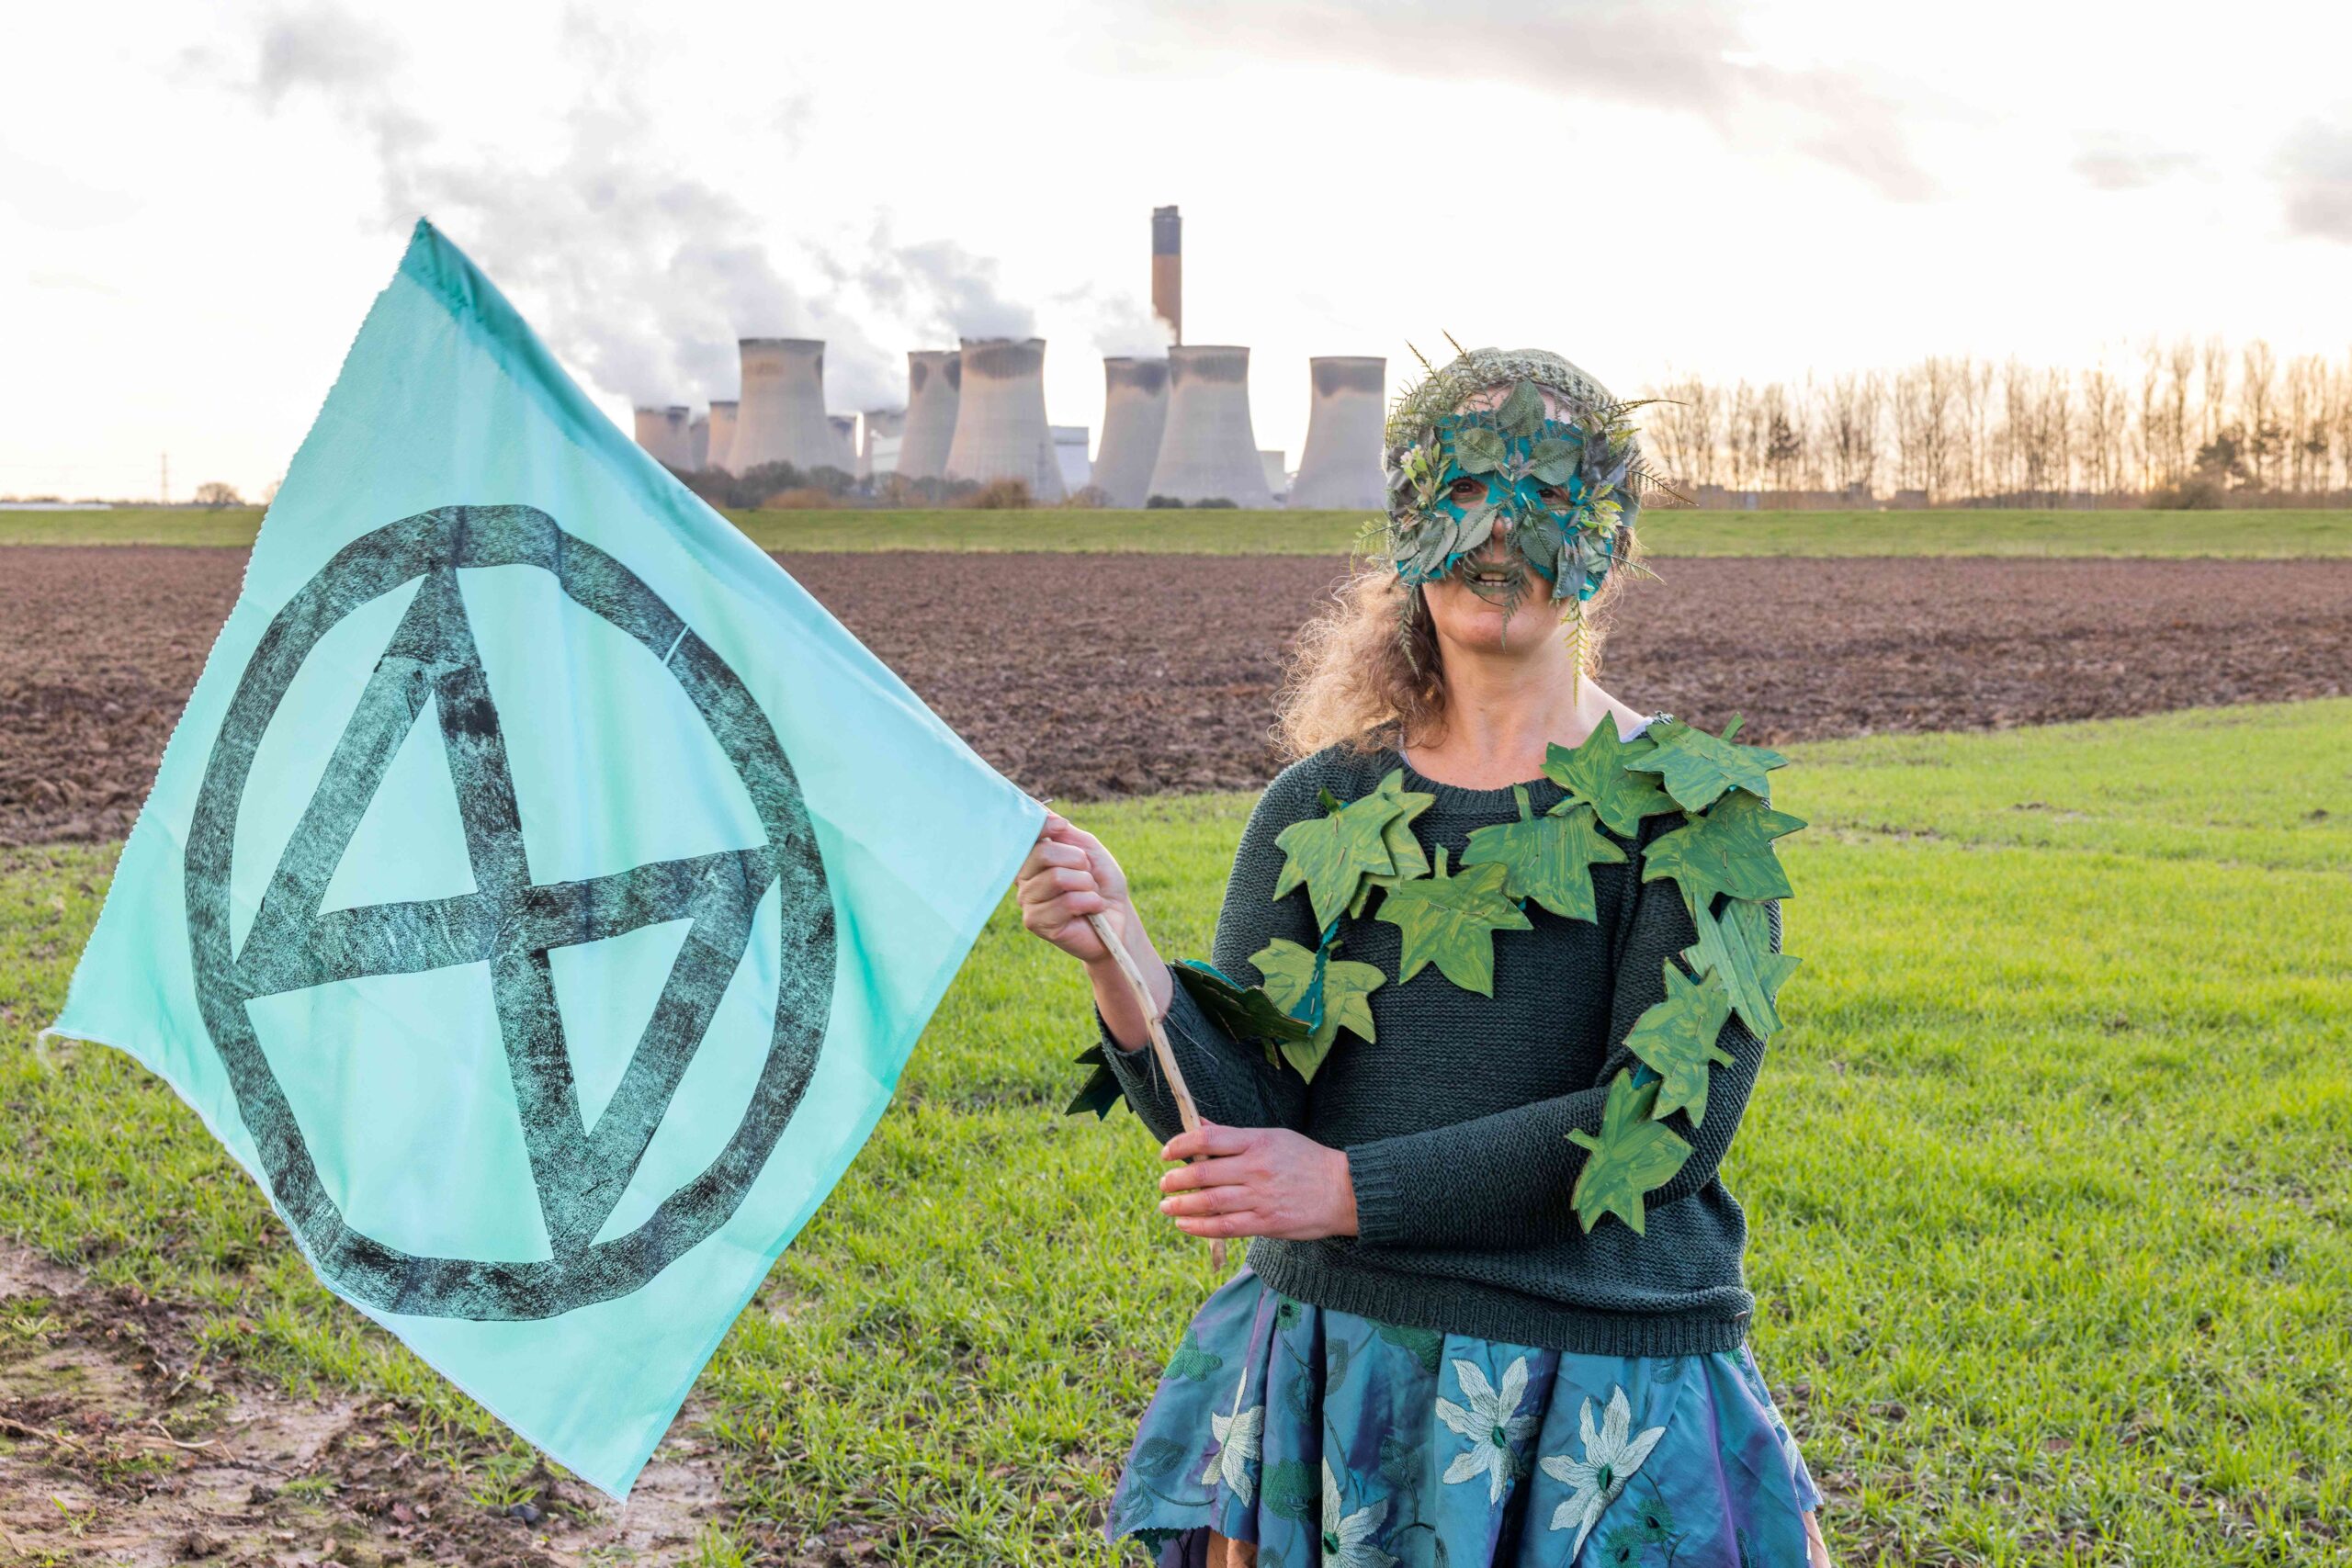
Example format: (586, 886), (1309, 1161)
(183, 505), (835, 1321)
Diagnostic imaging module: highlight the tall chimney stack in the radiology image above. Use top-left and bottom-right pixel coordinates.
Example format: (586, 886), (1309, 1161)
(1152, 205), (1182, 346)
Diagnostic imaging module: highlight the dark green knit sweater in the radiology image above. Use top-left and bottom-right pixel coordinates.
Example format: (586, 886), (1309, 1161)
(1100, 732), (1778, 1358)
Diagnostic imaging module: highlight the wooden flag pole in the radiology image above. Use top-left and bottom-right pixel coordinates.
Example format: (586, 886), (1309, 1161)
(1085, 910), (1227, 1269)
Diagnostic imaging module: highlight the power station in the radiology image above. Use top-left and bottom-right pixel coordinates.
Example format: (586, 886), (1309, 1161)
(944, 337), (1066, 502)
(897, 350), (961, 482)
(707, 399), (738, 474)
(1148, 345), (1273, 507)
(630, 206), (1383, 510)
(1091, 356), (1169, 507)
(1287, 356), (1386, 509)
(731, 338), (836, 474)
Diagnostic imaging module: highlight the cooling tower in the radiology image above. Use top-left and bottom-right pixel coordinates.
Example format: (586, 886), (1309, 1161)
(1260, 450), (1287, 500)
(1146, 345), (1273, 506)
(634, 406), (686, 469)
(859, 407), (906, 479)
(828, 413), (858, 475)
(1153, 205), (1182, 345)
(689, 412), (709, 472)
(707, 399), (739, 474)
(897, 350), (961, 481)
(1287, 356), (1387, 509)
(1091, 356), (1168, 507)
(944, 337), (1066, 502)
(730, 338), (835, 474)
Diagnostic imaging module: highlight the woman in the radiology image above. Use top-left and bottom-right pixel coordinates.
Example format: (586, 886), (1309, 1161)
(1018, 348), (1830, 1567)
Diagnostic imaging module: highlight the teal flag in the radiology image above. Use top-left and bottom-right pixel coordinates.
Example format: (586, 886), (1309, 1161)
(49, 220), (1044, 1497)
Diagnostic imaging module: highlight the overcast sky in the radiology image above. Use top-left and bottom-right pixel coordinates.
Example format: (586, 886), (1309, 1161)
(6, 0), (2350, 499)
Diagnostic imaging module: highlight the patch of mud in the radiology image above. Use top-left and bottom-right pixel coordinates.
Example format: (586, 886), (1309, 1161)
(6, 547), (2351, 844)
(0, 1248), (719, 1566)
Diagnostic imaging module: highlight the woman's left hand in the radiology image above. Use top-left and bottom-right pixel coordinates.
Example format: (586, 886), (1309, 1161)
(1158, 1123), (1358, 1241)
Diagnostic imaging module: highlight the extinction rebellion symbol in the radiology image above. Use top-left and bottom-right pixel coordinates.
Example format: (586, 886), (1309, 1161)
(184, 505), (836, 1322)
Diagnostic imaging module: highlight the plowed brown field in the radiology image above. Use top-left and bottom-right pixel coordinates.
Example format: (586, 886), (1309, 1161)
(5, 547), (2348, 845)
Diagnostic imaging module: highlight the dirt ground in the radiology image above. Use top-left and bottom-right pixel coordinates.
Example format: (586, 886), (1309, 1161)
(0, 1247), (721, 1568)
(4, 547), (2350, 846)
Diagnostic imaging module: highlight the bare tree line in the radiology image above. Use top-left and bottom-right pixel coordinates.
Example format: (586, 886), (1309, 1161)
(1639, 339), (2352, 507)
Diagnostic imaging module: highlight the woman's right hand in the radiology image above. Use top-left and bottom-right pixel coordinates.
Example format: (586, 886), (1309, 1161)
(1016, 813), (1135, 964)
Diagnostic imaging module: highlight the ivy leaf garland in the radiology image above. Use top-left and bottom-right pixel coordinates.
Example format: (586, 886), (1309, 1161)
(1374, 845), (1532, 996)
(1073, 712), (1804, 1245)
(1566, 1071), (1693, 1235)
(1621, 963), (1737, 1127)
(1460, 784), (1626, 923)
(1683, 896), (1800, 1041)
(1627, 716), (1789, 813)
(1543, 715), (1679, 839)
(1252, 936), (1385, 1083)
(1349, 769), (1437, 918)
(1274, 785), (1411, 931)
(1171, 959), (1310, 1068)
(1065, 1045), (1125, 1120)
(1640, 790), (1804, 920)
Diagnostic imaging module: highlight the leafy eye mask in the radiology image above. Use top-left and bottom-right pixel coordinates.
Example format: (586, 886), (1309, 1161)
(1384, 378), (1642, 605)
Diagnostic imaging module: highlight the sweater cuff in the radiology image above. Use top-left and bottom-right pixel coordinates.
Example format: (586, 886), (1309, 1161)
(1093, 964), (1226, 1137)
(1344, 1134), (1416, 1248)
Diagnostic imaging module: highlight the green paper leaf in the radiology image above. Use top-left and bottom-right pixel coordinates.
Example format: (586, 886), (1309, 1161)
(1349, 768), (1437, 917)
(1496, 379), (1547, 437)
(1252, 937), (1385, 1083)
(1065, 1044), (1125, 1119)
(1543, 715), (1678, 839)
(1529, 435), (1578, 485)
(1684, 896), (1801, 1041)
(1374, 845), (1532, 996)
(1641, 792), (1805, 917)
(1460, 785), (1628, 923)
(1566, 1070), (1694, 1235)
(1622, 963), (1736, 1127)
(1273, 786), (1407, 930)
(1172, 959), (1311, 1048)
(1627, 716), (1789, 812)
(1452, 426), (1509, 474)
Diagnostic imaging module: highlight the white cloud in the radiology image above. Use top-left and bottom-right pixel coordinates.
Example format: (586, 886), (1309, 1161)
(2278, 119), (2352, 242)
(6, 0), (2352, 499)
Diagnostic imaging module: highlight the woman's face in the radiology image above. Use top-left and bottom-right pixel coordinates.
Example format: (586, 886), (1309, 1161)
(1418, 385), (1577, 657)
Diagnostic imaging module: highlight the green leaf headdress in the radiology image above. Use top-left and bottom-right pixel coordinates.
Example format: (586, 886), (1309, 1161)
(1377, 346), (1677, 665)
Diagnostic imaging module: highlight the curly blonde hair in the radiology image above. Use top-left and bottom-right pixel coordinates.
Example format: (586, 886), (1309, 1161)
(1273, 564), (1634, 759)
(1275, 345), (1647, 760)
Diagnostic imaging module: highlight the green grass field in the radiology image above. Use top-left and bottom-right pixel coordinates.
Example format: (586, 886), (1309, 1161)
(3, 700), (2348, 1562)
(7, 505), (2352, 558)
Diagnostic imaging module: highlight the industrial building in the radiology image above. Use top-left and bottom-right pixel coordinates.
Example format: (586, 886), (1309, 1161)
(707, 399), (738, 474)
(1146, 345), (1273, 506)
(1259, 450), (1287, 502)
(1153, 206), (1182, 344)
(944, 337), (1066, 502)
(632, 404), (694, 470)
(1287, 356), (1386, 509)
(896, 350), (961, 482)
(730, 338), (836, 474)
(1051, 425), (1092, 496)
(1091, 356), (1168, 507)
(860, 407), (906, 480)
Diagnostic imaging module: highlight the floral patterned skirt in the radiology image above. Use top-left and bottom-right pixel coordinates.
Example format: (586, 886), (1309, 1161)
(1108, 1268), (1820, 1567)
